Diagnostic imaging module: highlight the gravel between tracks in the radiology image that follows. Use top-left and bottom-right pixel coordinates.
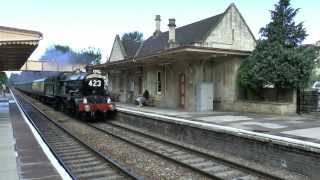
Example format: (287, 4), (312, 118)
(24, 95), (213, 180)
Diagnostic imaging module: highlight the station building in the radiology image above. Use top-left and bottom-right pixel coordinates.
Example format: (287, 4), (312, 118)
(94, 3), (257, 111)
(94, 3), (297, 114)
(94, 3), (260, 112)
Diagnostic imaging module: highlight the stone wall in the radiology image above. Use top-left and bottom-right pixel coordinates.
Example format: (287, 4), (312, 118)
(222, 91), (297, 115)
(204, 5), (256, 51)
(213, 57), (241, 106)
(116, 111), (315, 179)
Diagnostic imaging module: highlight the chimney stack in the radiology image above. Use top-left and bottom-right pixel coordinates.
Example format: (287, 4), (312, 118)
(168, 18), (176, 45)
(153, 15), (161, 37)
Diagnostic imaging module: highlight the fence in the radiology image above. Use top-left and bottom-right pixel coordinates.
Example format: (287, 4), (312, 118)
(300, 90), (320, 112)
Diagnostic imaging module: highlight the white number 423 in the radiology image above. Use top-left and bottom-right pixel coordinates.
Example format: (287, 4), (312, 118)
(88, 79), (101, 87)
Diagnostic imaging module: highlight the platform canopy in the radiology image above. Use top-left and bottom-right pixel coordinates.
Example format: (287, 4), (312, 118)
(0, 26), (42, 71)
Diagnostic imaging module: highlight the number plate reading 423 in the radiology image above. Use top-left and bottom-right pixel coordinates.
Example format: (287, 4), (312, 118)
(88, 79), (102, 87)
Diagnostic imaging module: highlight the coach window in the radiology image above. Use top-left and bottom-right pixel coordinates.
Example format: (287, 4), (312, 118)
(157, 71), (162, 95)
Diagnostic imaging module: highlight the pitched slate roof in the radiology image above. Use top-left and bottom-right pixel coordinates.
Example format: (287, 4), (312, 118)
(122, 40), (141, 58)
(113, 34), (141, 59)
(136, 12), (225, 58)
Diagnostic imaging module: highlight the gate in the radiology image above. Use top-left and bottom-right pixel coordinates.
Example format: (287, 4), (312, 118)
(300, 90), (320, 113)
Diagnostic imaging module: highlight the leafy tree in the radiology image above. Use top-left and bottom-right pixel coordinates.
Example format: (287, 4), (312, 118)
(53, 45), (72, 53)
(238, 0), (318, 100)
(0, 72), (8, 84)
(121, 31), (143, 43)
(77, 47), (101, 65)
(121, 31), (143, 57)
(309, 47), (320, 85)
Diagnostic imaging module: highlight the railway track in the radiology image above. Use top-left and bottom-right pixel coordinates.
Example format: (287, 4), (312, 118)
(14, 90), (141, 180)
(88, 121), (278, 180)
(13, 88), (279, 180)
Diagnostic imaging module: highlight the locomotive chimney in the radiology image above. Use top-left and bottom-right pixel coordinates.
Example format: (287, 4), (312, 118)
(85, 65), (93, 73)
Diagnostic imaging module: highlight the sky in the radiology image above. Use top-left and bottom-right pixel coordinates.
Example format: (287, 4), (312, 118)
(1, 0), (319, 63)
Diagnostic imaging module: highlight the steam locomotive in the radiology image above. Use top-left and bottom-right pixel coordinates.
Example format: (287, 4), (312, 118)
(15, 71), (116, 120)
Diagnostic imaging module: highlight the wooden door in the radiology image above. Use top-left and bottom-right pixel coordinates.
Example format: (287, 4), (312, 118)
(179, 73), (185, 108)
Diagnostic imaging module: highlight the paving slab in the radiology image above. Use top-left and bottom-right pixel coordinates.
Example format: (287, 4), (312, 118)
(10, 99), (64, 180)
(0, 92), (69, 180)
(282, 127), (320, 139)
(0, 96), (19, 180)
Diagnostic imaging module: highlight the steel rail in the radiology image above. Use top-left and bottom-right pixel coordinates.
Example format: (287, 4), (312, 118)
(13, 90), (77, 180)
(88, 121), (281, 180)
(13, 89), (143, 180)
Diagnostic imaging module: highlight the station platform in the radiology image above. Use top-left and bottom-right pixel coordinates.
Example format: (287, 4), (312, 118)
(0, 93), (65, 180)
(116, 103), (320, 144)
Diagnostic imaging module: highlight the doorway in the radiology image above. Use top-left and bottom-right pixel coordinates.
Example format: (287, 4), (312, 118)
(179, 73), (185, 108)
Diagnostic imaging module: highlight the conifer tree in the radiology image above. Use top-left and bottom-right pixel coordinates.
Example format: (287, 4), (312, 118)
(238, 0), (318, 100)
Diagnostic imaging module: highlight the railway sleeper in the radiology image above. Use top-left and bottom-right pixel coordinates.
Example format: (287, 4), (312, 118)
(48, 140), (78, 145)
(57, 150), (89, 156)
(69, 161), (102, 168)
(93, 176), (127, 180)
(171, 150), (187, 155)
(55, 148), (84, 153)
(61, 154), (94, 161)
(232, 175), (261, 180)
(171, 154), (193, 160)
(72, 164), (111, 174)
(192, 161), (218, 168)
(76, 170), (121, 179)
(52, 145), (82, 151)
(215, 169), (246, 179)
(181, 157), (206, 164)
(203, 165), (231, 174)
(65, 157), (100, 164)
(52, 143), (81, 149)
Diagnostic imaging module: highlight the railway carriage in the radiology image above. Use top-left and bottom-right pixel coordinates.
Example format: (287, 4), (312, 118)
(15, 71), (116, 120)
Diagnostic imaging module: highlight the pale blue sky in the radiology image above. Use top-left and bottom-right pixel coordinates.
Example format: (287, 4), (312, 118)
(1, 0), (319, 63)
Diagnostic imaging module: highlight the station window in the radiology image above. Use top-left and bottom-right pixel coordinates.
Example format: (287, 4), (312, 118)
(157, 71), (162, 95)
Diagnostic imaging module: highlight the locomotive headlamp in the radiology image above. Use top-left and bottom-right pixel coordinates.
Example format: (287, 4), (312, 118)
(107, 97), (111, 103)
(84, 104), (91, 112)
(109, 104), (115, 111)
(83, 97), (88, 104)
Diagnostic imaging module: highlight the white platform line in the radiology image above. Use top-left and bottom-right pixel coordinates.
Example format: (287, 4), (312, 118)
(10, 90), (72, 180)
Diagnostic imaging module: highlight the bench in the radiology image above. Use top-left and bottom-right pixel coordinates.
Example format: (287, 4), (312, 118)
(145, 96), (155, 107)
(109, 93), (120, 102)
